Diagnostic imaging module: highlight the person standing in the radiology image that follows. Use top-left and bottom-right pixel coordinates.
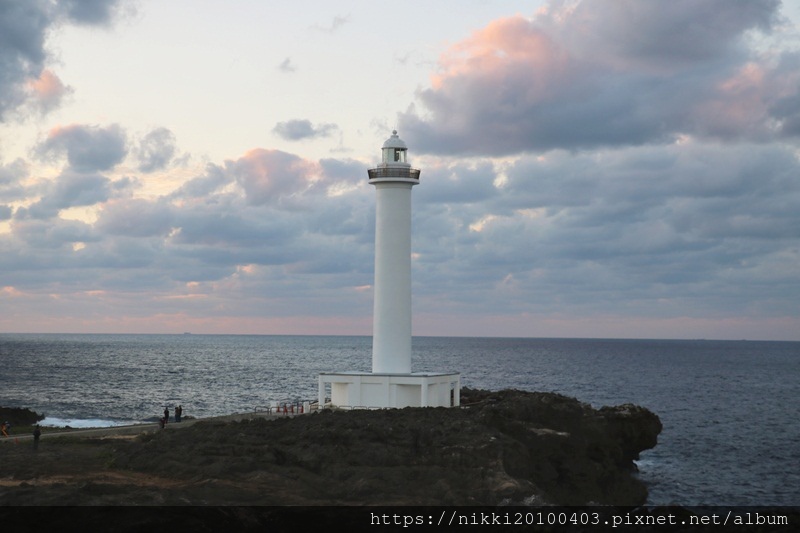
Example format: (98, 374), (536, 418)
(33, 425), (41, 451)
(163, 407), (170, 425)
(175, 405), (182, 423)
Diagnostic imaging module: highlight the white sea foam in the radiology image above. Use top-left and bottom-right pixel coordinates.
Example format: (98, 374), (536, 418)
(39, 417), (139, 428)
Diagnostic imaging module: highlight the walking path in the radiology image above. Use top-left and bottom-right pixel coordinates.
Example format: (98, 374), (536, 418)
(2, 410), (304, 443)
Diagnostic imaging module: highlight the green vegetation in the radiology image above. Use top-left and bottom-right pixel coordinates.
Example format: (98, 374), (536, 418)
(0, 406), (45, 435)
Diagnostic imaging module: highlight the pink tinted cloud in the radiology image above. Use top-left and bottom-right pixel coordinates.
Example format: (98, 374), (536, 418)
(696, 55), (800, 138)
(27, 69), (72, 113)
(432, 15), (568, 93)
(695, 62), (770, 137)
(400, 0), (794, 155)
(227, 149), (320, 206)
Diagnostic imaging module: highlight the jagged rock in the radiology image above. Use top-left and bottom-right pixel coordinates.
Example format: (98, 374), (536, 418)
(0, 406), (45, 427)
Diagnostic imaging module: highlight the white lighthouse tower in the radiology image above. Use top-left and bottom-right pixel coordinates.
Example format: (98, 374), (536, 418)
(318, 131), (460, 409)
(370, 130), (416, 374)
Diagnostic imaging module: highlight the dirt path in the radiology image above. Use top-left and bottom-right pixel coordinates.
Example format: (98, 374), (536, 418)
(1, 409), (304, 443)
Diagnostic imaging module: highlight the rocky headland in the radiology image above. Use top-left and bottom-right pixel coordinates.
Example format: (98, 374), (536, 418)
(0, 388), (661, 506)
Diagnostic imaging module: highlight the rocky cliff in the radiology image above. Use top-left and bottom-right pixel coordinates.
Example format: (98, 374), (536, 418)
(1, 388), (661, 506)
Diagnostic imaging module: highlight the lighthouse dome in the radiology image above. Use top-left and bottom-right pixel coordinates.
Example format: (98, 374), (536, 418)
(382, 130), (407, 150)
(380, 130), (409, 165)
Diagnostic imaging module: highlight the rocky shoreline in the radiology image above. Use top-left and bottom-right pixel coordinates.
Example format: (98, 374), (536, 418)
(0, 389), (661, 506)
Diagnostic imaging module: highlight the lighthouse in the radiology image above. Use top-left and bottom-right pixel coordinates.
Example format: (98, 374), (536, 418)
(369, 130), (417, 374)
(318, 131), (460, 409)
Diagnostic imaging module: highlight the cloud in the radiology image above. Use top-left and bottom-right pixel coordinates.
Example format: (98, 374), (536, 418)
(135, 127), (177, 172)
(95, 198), (175, 237)
(226, 148), (320, 206)
(168, 163), (232, 200)
(278, 57), (296, 73)
(169, 204), (300, 253)
(37, 123), (128, 172)
(8, 216), (97, 251)
(2, 131), (798, 337)
(26, 69), (73, 114)
(0, 1), (50, 119)
(0, 0), (125, 121)
(551, 0), (779, 70)
(55, 0), (125, 26)
(20, 170), (116, 219)
(439, 142), (800, 314)
(416, 161), (500, 205)
(1, 139), (379, 321)
(0, 158), (28, 221)
(319, 157), (367, 186)
(2, 1), (798, 339)
(399, 0), (796, 156)
(0, 158), (30, 202)
(312, 14), (350, 33)
(273, 119), (338, 141)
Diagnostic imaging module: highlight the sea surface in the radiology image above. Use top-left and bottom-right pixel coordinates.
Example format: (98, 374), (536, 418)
(1, 334), (798, 506)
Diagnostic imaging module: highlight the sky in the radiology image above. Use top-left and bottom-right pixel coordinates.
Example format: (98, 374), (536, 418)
(1, 0), (800, 341)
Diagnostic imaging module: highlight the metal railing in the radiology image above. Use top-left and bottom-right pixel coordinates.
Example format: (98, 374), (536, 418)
(254, 400), (314, 415)
(368, 167), (420, 180)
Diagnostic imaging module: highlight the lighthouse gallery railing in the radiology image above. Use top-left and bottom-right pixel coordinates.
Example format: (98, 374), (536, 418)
(367, 167), (421, 180)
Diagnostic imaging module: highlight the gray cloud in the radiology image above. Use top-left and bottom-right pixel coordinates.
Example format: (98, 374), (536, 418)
(168, 163), (232, 200)
(555, 0), (779, 69)
(399, 0), (796, 156)
(55, 0), (124, 26)
(171, 207), (300, 253)
(1, 134), (798, 337)
(273, 119), (338, 141)
(0, 0), (50, 119)
(11, 217), (97, 251)
(0, 0), (124, 121)
(95, 198), (175, 237)
(278, 57), (296, 73)
(319, 157), (367, 185)
(0, 158), (30, 203)
(20, 171), (115, 219)
(416, 161), (500, 205)
(466, 143), (798, 311)
(0, 143), (375, 313)
(135, 127), (177, 172)
(2, 1), (797, 338)
(37, 123), (128, 172)
(312, 14), (350, 33)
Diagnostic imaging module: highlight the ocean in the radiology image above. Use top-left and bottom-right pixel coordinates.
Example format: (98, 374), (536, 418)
(0, 333), (798, 506)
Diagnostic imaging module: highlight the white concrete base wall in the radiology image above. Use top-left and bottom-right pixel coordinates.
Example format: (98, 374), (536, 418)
(319, 372), (461, 409)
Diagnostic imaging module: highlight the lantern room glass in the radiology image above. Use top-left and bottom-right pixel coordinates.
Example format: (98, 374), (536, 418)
(382, 147), (407, 164)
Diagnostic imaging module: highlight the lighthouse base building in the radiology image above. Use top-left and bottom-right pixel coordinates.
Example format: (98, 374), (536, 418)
(318, 131), (460, 409)
(318, 371), (460, 409)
